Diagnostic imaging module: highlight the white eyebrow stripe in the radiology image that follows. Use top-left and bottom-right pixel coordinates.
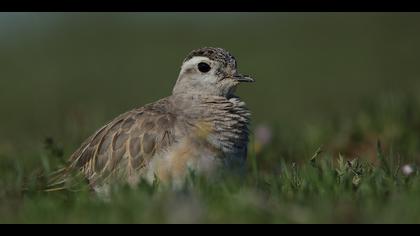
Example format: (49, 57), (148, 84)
(182, 56), (210, 70)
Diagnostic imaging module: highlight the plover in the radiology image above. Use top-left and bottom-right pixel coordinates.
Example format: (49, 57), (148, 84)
(49, 47), (254, 191)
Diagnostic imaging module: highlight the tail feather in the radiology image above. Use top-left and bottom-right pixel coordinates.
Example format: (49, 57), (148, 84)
(44, 166), (89, 192)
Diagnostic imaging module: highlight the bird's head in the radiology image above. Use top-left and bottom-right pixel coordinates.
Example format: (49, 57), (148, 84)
(172, 47), (254, 98)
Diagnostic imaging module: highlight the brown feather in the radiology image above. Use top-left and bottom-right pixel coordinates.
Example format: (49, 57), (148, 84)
(59, 99), (177, 187)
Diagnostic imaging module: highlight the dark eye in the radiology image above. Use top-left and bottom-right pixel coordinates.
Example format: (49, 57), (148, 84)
(197, 62), (211, 73)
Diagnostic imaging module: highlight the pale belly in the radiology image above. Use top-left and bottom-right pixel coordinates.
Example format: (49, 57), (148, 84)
(144, 136), (246, 187)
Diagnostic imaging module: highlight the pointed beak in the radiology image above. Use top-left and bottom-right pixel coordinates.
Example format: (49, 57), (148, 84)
(232, 74), (255, 83)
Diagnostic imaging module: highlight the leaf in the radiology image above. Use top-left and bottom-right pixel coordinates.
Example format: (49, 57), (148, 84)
(336, 153), (346, 176)
(352, 175), (361, 187)
(310, 146), (323, 166)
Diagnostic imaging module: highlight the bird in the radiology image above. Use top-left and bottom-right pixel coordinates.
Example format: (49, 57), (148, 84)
(48, 47), (254, 192)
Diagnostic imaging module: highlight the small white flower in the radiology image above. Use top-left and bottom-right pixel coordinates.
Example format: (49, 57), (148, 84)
(402, 164), (414, 176)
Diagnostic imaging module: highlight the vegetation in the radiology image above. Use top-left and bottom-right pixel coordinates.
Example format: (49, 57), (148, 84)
(1, 13), (420, 223)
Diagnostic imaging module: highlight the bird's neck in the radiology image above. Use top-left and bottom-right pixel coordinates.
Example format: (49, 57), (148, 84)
(169, 93), (251, 153)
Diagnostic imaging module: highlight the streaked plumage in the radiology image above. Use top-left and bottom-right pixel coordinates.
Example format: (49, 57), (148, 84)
(49, 47), (254, 191)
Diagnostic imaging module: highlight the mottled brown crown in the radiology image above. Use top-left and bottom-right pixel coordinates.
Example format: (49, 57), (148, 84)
(183, 47), (237, 68)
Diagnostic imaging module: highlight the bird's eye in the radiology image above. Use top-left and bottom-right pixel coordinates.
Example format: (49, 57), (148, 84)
(197, 62), (211, 73)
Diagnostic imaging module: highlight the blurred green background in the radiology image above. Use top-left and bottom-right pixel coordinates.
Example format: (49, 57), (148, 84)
(3, 12), (420, 224)
(1, 12), (420, 161)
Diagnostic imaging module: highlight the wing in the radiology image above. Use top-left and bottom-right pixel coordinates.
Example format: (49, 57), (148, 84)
(50, 99), (177, 188)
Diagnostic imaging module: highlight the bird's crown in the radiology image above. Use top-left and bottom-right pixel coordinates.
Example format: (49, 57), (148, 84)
(183, 47), (237, 68)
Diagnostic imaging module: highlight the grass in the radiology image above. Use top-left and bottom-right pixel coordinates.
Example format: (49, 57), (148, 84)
(1, 95), (420, 223)
(1, 13), (420, 223)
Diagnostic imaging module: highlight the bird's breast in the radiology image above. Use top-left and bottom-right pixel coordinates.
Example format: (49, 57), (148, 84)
(190, 97), (251, 160)
(149, 95), (251, 185)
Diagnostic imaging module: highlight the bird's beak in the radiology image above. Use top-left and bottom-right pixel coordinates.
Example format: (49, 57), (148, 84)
(232, 73), (255, 83)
